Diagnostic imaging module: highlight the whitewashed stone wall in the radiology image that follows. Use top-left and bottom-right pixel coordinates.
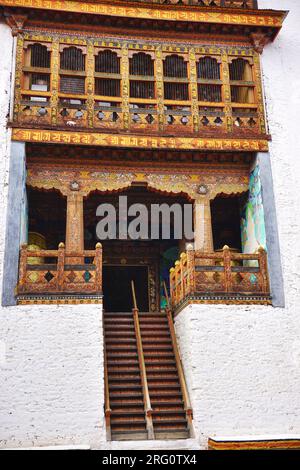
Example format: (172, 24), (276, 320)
(175, 0), (300, 445)
(0, 21), (105, 449)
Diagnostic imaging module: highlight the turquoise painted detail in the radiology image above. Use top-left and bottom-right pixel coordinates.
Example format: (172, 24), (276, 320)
(241, 164), (266, 254)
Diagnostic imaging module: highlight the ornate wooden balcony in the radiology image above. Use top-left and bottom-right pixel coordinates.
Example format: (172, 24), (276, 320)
(170, 246), (271, 309)
(17, 243), (103, 304)
(11, 35), (269, 149)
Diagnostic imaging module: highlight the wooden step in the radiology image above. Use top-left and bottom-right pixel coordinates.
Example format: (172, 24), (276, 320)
(154, 430), (190, 440)
(108, 376), (142, 383)
(111, 423), (147, 432)
(111, 431), (148, 441)
(111, 416), (146, 424)
(106, 345), (137, 351)
(111, 410), (145, 416)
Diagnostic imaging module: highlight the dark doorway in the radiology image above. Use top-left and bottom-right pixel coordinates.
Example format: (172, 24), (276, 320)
(211, 194), (244, 251)
(103, 266), (149, 312)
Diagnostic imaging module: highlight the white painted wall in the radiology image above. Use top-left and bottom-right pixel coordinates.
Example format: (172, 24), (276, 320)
(0, 21), (105, 449)
(175, 0), (300, 445)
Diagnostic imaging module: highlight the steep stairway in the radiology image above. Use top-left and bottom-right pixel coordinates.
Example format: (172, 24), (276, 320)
(104, 312), (148, 441)
(104, 310), (192, 441)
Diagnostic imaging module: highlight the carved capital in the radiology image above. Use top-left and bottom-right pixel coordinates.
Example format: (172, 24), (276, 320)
(250, 33), (270, 54)
(4, 12), (27, 36)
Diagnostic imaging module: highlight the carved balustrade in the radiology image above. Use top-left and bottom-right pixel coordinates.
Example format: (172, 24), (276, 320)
(169, 246), (271, 307)
(17, 242), (103, 297)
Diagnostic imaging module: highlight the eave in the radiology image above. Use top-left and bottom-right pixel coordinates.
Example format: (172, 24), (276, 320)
(0, 0), (288, 49)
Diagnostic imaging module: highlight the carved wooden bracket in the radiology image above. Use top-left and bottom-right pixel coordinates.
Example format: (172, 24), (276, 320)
(3, 11), (27, 36)
(250, 33), (271, 54)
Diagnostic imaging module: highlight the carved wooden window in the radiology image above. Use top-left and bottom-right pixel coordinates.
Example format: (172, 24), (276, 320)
(23, 43), (51, 95)
(129, 53), (155, 99)
(60, 47), (85, 71)
(29, 43), (51, 68)
(197, 57), (222, 103)
(59, 46), (86, 95)
(229, 58), (255, 104)
(163, 55), (189, 101)
(94, 50), (121, 98)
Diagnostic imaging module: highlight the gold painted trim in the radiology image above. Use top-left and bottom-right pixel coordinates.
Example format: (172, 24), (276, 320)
(208, 437), (300, 450)
(12, 128), (269, 152)
(0, 1), (287, 28)
(17, 299), (103, 305)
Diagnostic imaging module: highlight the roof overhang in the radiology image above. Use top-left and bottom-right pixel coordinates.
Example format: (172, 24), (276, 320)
(0, 0), (288, 47)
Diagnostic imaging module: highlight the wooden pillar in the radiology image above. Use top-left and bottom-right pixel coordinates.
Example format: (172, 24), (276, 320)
(65, 192), (84, 263)
(194, 197), (214, 252)
(188, 47), (199, 133)
(155, 45), (165, 132)
(86, 40), (95, 128)
(121, 43), (130, 130)
(50, 36), (59, 126)
(221, 51), (233, 134)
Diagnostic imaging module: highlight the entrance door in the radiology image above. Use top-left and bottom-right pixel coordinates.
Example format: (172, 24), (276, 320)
(103, 266), (149, 312)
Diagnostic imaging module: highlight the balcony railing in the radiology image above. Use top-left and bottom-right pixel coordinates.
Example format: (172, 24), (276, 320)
(17, 243), (103, 299)
(114, 1), (258, 9)
(169, 246), (271, 307)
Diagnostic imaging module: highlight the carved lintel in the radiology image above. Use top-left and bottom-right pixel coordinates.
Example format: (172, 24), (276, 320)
(4, 12), (27, 36)
(250, 33), (271, 54)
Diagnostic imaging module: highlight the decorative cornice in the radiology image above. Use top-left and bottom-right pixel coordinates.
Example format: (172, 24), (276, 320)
(12, 128), (269, 152)
(0, 1), (288, 30)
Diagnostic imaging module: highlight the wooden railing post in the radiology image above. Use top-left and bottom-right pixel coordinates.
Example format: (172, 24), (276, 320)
(223, 245), (232, 293)
(258, 246), (269, 294)
(18, 244), (28, 293)
(57, 242), (65, 292)
(94, 242), (103, 293)
(186, 248), (195, 295)
(131, 281), (154, 440)
(180, 252), (186, 300)
(163, 282), (194, 437)
(169, 267), (175, 307)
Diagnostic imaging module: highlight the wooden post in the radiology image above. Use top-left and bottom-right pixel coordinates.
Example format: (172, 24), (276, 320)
(57, 242), (65, 291)
(189, 47), (199, 133)
(50, 37), (59, 126)
(131, 281), (154, 440)
(86, 41), (95, 128)
(18, 243), (28, 293)
(180, 252), (187, 299)
(186, 248), (195, 295)
(221, 50), (233, 134)
(154, 45), (165, 132)
(169, 267), (175, 307)
(65, 192), (84, 264)
(223, 245), (232, 293)
(121, 43), (130, 130)
(194, 198), (214, 253)
(258, 246), (269, 294)
(94, 242), (103, 294)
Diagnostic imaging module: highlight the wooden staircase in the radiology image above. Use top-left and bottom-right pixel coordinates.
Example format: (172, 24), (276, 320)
(104, 291), (193, 441)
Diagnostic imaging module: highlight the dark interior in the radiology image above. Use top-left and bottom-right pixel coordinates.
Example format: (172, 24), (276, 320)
(103, 265), (149, 312)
